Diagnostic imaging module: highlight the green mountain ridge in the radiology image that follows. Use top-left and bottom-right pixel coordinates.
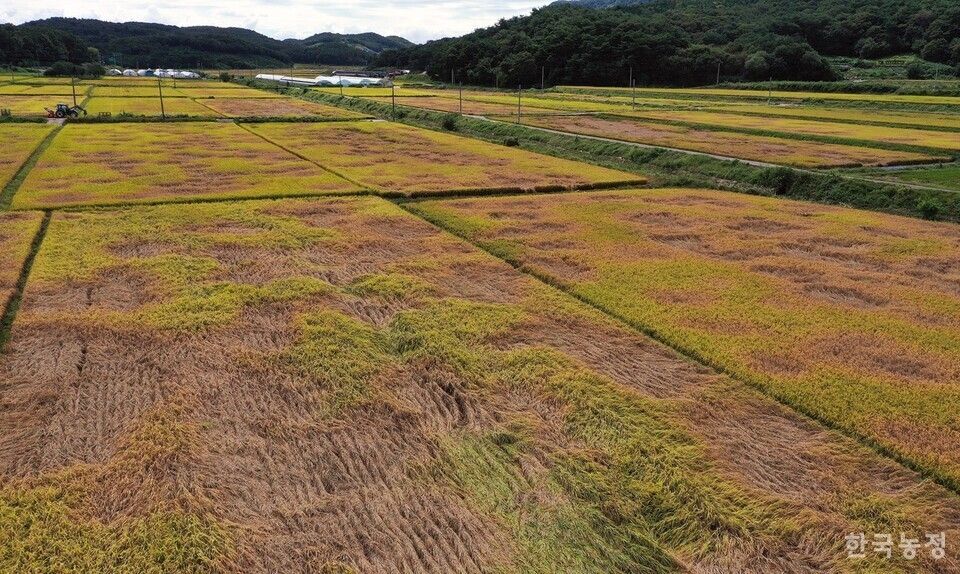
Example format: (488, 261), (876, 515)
(1, 18), (413, 68)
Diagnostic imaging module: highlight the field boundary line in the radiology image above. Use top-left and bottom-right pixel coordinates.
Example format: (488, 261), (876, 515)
(0, 123), (64, 210)
(401, 201), (960, 497)
(0, 210), (51, 352)
(234, 122), (376, 193)
(14, 189), (374, 213)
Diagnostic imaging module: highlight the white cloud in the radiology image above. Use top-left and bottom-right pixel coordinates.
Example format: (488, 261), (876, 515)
(1, 0), (550, 43)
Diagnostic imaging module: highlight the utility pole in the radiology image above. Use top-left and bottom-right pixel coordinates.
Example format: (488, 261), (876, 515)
(541, 66), (545, 90)
(158, 77), (166, 119)
(451, 69), (454, 85)
(459, 82), (463, 115)
(716, 61), (721, 85)
(71, 77), (77, 107)
(339, 77), (344, 97)
(632, 79), (636, 110)
(517, 84), (522, 124)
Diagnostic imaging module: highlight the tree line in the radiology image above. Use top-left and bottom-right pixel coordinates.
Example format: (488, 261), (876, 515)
(375, 0), (960, 86)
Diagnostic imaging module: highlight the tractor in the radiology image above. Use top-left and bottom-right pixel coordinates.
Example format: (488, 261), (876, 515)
(45, 103), (87, 118)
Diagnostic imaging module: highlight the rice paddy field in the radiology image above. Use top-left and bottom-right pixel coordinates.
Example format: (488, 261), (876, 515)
(619, 110), (960, 152)
(559, 86), (960, 106)
(247, 121), (643, 195)
(1, 75), (960, 573)
(11, 123), (361, 208)
(514, 114), (945, 168)
(0, 195), (957, 573)
(83, 96), (217, 117)
(199, 97), (370, 118)
(370, 95), (551, 116)
(177, 87), (286, 98)
(0, 123), (53, 189)
(409, 188), (960, 487)
(0, 211), (43, 310)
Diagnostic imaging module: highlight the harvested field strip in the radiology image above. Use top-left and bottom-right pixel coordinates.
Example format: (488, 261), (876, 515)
(11, 122), (362, 209)
(83, 97), (218, 117)
(0, 211), (46, 348)
(1, 196), (958, 572)
(199, 97), (369, 119)
(616, 110), (960, 152)
(0, 123), (55, 195)
(409, 187), (960, 490)
(247, 121), (644, 195)
(514, 114), (944, 168)
(558, 85), (960, 106)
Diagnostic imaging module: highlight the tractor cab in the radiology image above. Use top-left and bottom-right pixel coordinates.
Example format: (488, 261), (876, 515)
(46, 103), (87, 118)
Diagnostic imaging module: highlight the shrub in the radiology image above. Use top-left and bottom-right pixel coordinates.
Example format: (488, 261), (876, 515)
(441, 113), (459, 131)
(503, 137), (520, 147)
(219, 72), (232, 82)
(918, 197), (942, 220)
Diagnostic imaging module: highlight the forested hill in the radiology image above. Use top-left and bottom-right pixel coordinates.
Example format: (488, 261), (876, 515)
(376, 0), (960, 86)
(1, 18), (413, 68)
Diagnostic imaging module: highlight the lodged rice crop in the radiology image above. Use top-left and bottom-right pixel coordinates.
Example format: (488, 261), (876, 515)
(618, 109), (960, 152)
(1, 195), (957, 572)
(199, 97), (369, 118)
(83, 96), (216, 117)
(247, 120), (645, 195)
(517, 114), (946, 167)
(410, 188), (960, 489)
(11, 122), (362, 209)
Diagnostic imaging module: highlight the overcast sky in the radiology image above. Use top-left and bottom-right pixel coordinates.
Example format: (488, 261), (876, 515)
(2, 0), (552, 43)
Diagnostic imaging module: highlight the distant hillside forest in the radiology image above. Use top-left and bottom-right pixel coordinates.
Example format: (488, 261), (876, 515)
(0, 18), (412, 69)
(376, 0), (960, 86)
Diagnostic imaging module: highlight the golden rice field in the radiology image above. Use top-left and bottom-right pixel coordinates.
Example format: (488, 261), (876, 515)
(11, 122), (361, 209)
(83, 96), (217, 117)
(619, 110), (960, 152)
(538, 92), (960, 128)
(369, 95), (543, 116)
(410, 187), (960, 488)
(516, 114), (945, 167)
(177, 87), (285, 98)
(0, 84), (90, 96)
(312, 87), (432, 97)
(0, 123), (53, 189)
(0, 96), (56, 116)
(1, 195), (957, 573)
(0, 211), (43, 309)
(559, 86), (960, 106)
(89, 85), (187, 97)
(3, 75), (960, 573)
(199, 97), (369, 118)
(427, 89), (634, 113)
(707, 103), (960, 130)
(247, 121), (643, 195)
